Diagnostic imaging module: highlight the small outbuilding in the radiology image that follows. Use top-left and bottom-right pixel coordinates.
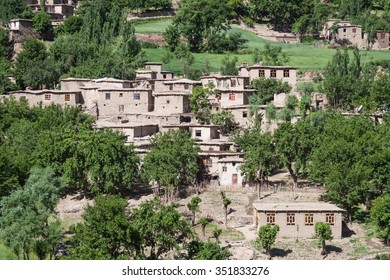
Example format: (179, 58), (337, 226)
(253, 202), (345, 239)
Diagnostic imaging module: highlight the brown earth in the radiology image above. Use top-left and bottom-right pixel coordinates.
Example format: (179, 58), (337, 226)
(56, 183), (390, 260)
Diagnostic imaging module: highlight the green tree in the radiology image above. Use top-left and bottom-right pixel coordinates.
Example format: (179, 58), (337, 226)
(187, 240), (231, 260)
(210, 109), (236, 135)
(0, 0), (33, 24)
(370, 73), (390, 110)
(55, 16), (83, 36)
(187, 196), (202, 226)
(255, 43), (289, 66)
(235, 130), (277, 199)
(13, 39), (59, 89)
(69, 195), (135, 260)
(141, 130), (200, 202)
(220, 55), (239, 76)
(221, 191), (231, 229)
(0, 167), (64, 260)
(274, 120), (315, 197)
(255, 224), (280, 259)
(199, 217), (210, 238)
(212, 227), (222, 243)
(171, 0), (233, 52)
(249, 78), (291, 105)
(310, 114), (376, 221)
(189, 85), (213, 124)
(130, 197), (193, 259)
(314, 222), (333, 255)
(32, 12), (52, 36)
(370, 194), (390, 246)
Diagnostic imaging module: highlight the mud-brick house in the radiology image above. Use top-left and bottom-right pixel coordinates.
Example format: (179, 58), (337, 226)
(218, 157), (244, 187)
(97, 88), (154, 117)
(9, 89), (82, 106)
(153, 79), (201, 115)
(94, 121), (158, 144)
(200, 75), (250, 91)
(252, 203), (345, 239)
(239, 63), (297, 87)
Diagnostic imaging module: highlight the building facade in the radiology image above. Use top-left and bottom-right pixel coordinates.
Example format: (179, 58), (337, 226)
(253, 203), (345, 239)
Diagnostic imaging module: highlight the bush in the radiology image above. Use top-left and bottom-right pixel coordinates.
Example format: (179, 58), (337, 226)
(243, 17), (254, 28)
(140, 41), (159, 49)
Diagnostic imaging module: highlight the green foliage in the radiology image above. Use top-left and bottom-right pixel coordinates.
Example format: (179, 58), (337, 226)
(212, 227), (222, 243)
(171, 0), (233, 52)
(163, 24), (180, 52)
(55, 16), (83, 36)
(220, 55), (238, 75)
(309, 113), (379, 220)
(129, 0), (172, 12)
(235, 130), (277, 197)
(249, 78), (291, 105)
(254, 43), (289, 66)
(189, 85), (213, 124)
(69, 195), (133, 260)
(129, 197), (193, 259)
(187, 240), (231, 260)
(0, 0), (33, 24)
(314, 222), (333, 255)
(14, 39), (59, 89)
(199, 217), (210, 238)
(370, 73), (390, 110)
(0, 167), (64, 260)
(248, 0), (316, 31)
(255, 224), (280, 257)
(32, 12), (52, 36)
(274, 119), (316, 191)
(210, 109), (236, 135)
(320, 48), (376, 110)
(220, 191), (231, 228)
(141, 130), (200, 202)
(370, 194), (390, 245)
(187, 196), (202, 226)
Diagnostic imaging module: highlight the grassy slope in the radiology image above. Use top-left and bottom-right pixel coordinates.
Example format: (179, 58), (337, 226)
(134, 19), (389, 72)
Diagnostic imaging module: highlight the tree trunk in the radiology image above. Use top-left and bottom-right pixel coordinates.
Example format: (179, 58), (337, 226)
(321, 240), (326, 255)
(225, 207), (228, 229)
(286, 163), (297, 200)
(192, 212), (195, 226)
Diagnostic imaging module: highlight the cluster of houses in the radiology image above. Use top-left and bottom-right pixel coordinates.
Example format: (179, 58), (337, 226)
(321, 19), (390, 50)
(8, 62), (299, 188)
(5, 61), (350, 240)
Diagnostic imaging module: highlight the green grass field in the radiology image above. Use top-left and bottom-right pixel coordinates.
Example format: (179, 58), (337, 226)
(134, 18), (390, 72)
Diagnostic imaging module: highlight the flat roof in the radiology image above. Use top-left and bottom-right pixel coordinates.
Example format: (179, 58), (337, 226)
(11, 90), (80, 95)
(218, 157), (244, 163)
(253, 202), (345, 212)
(240, 65), (297, 70)
(163, 78), (201, 85)
(153, 91), (190, 96)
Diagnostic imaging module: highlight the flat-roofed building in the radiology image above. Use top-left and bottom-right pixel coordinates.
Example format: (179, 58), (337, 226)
(253, 202), (345, 239)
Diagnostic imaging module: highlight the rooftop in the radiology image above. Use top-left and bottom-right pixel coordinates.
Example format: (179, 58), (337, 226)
(253, 202), (345, 212)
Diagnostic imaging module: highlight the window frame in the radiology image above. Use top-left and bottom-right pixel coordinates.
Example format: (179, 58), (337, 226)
(326, 213), (335, 225)
(64, 94), (70, 101)
(270, 69), (277, 78)
(105, 92), (111, 100)
(229, 93), (236, 101)
(283, 70), (290, 78)
(195, 129), (202, 137)
(304, 213), (314, 226)
(259, 69), (265, 77)
(286, 213), (295, 225)
(266, 213), (276, 225)
(44, 94), (51, 101)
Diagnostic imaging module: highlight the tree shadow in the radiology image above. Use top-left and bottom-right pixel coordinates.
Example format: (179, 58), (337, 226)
(228, 208), (236, 215)
(270, 248), (293, 258)
(342, 222), (356, 238)
(325, 245), (343, 254)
